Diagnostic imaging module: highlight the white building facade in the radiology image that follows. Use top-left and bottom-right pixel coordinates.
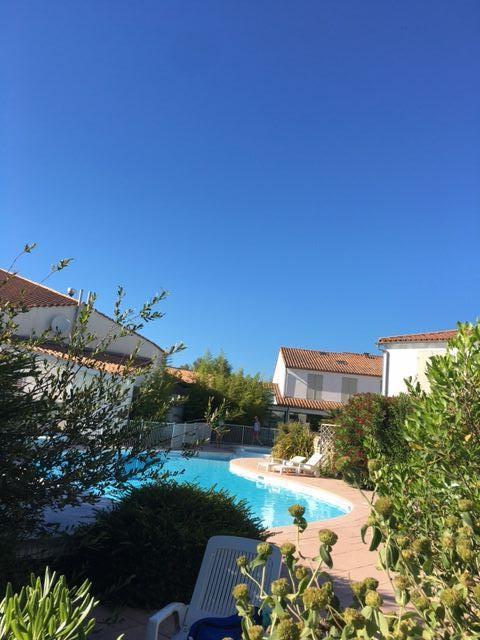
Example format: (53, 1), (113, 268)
(0, 269), (164, 399)
(270, 347), (382, 426)
(378, 330), (456, 396)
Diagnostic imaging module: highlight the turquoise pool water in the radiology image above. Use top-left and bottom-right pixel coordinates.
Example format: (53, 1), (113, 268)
(124, 453), (348, 528)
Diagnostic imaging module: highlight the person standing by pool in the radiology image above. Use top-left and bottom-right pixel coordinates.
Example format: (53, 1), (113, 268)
(253, 416), (262, 445)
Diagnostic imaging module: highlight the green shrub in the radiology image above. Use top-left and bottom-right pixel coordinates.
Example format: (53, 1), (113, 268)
(57, 481), (266, 609)
(272, 422), (314, 460)
(333, 393), (411, 486)
(0, 568), (111, 640)
(361, 321), (480, 636)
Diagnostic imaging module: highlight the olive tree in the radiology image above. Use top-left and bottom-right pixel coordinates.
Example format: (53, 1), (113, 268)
(0, 255), (183, 579)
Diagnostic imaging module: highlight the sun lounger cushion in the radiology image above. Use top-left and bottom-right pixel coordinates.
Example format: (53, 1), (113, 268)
(188, 611), (260, 640)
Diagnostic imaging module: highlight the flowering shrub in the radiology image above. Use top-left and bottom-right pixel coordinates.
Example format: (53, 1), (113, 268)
(272, 422), (314, 460)
(333, 393), (411, 486)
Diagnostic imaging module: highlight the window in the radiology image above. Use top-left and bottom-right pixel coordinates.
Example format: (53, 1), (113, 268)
(341, 377), (357, 402)
(306, 373), (323, 400)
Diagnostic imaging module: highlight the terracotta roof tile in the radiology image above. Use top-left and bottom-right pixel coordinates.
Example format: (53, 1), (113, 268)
(0, 268), (164, 356)
(269, 382), (342, 412)
(280, 347), (382, 377)
(378, 330), (457, 344)
(166, 367), (197, 384)
(0, 269), (78, 308)
(33, 341), (151, 375)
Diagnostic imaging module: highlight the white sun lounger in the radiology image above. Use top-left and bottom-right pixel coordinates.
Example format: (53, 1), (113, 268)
(257, 455), (305, 472)
(145, 535), (281, 640)
(276, 452), (324, 475)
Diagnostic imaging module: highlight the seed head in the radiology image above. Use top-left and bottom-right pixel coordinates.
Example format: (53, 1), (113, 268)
(456, 541), (475, 562)
(441, 532), (455, 550)
(393, 576), (409, 591)
(318, 529), (338, 546)
(395, 535), (410, 549)
(363, 577), (379, 592)
(458, 499), (474, 512)
(374, 497), (394, 519)
(302, 586), (330, 610)
(248, 626), (264, 640)
(280, 542), (296, 557)
(351, 581), (366, 599)
(440, 588), (465, 609)
(271, 578), (291, 598)
(365, 590), (383, 608)
(256, 542), (272, 557)
(343, 608), (365, 629)
(445, 515), (459, 529)
(232, 584), (249, 600)
(411, 591), (429, 611)
(275, 619), (300, 640)
(294, 566), (310, 581)
(411, 537), (431, 556)
(236, 555), (248, 568)
(288, 504), (305, 518)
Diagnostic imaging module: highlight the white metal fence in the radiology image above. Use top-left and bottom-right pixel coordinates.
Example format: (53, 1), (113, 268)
(127, 421), (279, 450)
(127, 421), (212, 450)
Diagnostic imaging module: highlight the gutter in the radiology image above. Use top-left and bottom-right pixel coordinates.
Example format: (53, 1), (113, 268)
(376, 341), (389, 396)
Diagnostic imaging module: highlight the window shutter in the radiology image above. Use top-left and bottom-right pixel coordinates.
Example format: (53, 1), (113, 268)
(341, 377), (357, 402)
(307, 374), (323, 400)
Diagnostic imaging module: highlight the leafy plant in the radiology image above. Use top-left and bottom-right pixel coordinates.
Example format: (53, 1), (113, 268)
(361, 321), (480, 637)
(205, 395), (231, 444)
(271, 422), (314, 460)
(234, 323), (480, 639)
(333, 394), (411, 487)
(182, 350), (271, 425)
(57, 481), (266, 608)
(130, 361), (177, 422)
(0, 249), (183, 582)
(0, 568), (114, 640)
(233, 506), (409, 640)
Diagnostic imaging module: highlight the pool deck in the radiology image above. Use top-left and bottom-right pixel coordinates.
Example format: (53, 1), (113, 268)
(93, 456), (395, 639)
(230, 457), (394, 607)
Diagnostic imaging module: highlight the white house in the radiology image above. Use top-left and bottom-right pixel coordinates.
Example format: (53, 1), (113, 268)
(0, 268), (164, 391)
(378, 329), (456, 396)
(270, 347), (382, 426)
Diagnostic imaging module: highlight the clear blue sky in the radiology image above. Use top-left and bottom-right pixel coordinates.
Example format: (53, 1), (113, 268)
(1, 1), (479, 377)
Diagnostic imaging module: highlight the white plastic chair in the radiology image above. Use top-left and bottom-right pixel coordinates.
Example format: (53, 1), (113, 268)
(145, 536), (281, 640)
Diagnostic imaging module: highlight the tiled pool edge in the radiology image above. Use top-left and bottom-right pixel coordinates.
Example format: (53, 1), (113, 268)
(229, 459), (353, 514)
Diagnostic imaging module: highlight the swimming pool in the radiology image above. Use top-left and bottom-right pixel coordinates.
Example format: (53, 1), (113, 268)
(124, 453), (348, 528)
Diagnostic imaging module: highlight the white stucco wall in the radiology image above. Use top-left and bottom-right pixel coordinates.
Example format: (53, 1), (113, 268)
(12, 306), (163, 361)
(382, 342), (448, 396)
(284, 368), (381, 402)
(14, 306), (77, 337)
(32, 351), (136, 411)
(272, 352), (287, 394)
(86, 310), (163, 360)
